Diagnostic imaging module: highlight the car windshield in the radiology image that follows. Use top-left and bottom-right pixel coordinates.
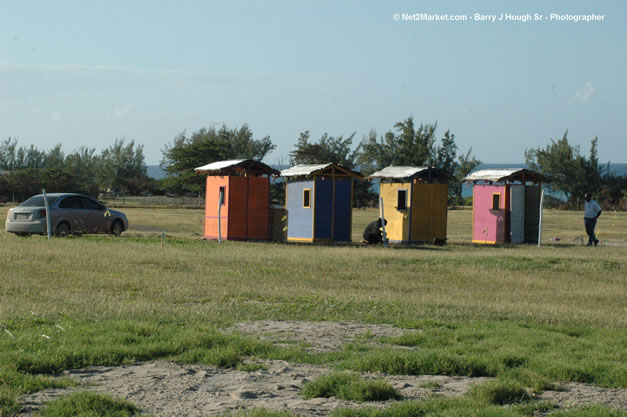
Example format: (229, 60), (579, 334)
(18, 196), (59, 207)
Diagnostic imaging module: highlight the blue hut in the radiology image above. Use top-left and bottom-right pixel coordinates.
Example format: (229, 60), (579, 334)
(281, 164), (364, 243)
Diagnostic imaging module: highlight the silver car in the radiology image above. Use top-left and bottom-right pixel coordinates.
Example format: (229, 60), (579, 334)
(5, 193), (128, 237)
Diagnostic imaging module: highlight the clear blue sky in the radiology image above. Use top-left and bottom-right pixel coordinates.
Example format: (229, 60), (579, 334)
(1, 0), (625, 165)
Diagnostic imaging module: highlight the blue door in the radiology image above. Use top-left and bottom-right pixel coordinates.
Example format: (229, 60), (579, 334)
(333, 179), (352, 241)
(314, 178), (333, 240)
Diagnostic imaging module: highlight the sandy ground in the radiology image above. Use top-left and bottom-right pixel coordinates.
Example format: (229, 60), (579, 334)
(225, 320), (414, 353)
(18, 321), (626, 416)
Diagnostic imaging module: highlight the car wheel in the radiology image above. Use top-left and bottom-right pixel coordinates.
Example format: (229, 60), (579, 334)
(111, 220), (124, 237)
(55, 222), (71, 238)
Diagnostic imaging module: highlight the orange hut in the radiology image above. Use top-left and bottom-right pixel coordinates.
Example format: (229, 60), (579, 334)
(195, 160), (279, 241)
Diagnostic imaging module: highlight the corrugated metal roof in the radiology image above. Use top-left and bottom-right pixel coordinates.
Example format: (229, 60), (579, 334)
(194, 159), (280, 175)
(195, 159), (246, 172)
(369, 166), (454, 182)
(369, 166), (430, 179)
(463, 168), (548, 183)
(280, 163), (363, 178)
(280, 164), (333, 177)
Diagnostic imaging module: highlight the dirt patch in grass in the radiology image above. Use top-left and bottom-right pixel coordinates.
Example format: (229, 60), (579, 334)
(225, 320), (413, 353)
(536, 383), (627, 411)
(19, 360), (489, 417)
(17, 321), (627, 416)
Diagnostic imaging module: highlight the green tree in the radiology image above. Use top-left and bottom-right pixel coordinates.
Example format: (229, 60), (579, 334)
(0, 137), (20, 170)
(599, 170), (627, 208)
(99, 139), (148, 194)
(23, 145), (46, 169)
(44, 144), (66, 170)
(525, 130), (604, 206)
(0, 168), (44, 201)
(0, 172), (7, 200)
(0, 138), (154, 201)
(453, 147), (481, 205)
(434, 130), (458, 175)
(43, 168), (82, 195)
(222, 124), (275, 161)
(290, 131), (375, 207)
(160, 124), (275, 195)
(0, 138), (46, 170)
(64, 147), (101, 196)
(359, 117), (438, 169)
(358, 117), (479, 205)
(289, 131), (357, 167)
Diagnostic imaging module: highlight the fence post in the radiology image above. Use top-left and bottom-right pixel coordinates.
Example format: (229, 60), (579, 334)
(42, 189), (52, 240)
(218, 188), (224, 244)
(538, 188), (544, 247)
(379, 196), (387, 248)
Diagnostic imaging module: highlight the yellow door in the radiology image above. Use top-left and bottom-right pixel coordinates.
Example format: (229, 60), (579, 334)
(380, 182), (410, 242)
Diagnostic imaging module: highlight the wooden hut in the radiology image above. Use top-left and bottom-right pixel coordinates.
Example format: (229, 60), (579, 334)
(280, 163), (363, 243)
(463, 169), (549, 244)
(369, 166), (453, 244)
(195, 159), (279, 241)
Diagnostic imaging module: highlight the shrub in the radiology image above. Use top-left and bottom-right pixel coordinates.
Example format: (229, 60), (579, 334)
(302, 372), (402, 402)
(38, 392), (145, 417)
(469, 380), (531, 405)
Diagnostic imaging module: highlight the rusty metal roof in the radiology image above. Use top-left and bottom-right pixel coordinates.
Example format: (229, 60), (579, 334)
(463, 168), (549, 183)
(195, 159), (280, 176)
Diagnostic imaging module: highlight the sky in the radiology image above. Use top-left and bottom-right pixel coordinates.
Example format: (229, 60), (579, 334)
(1, 0), (626, 165)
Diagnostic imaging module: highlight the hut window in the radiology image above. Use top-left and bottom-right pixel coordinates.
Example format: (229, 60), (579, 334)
(303, 188), (311, 208)
(397, 189), (407, 211)
(219, 187), (226, 205)
(492, 193), (501, 210)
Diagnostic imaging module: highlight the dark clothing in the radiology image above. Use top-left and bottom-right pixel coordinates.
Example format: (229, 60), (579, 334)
(584, 197), (601, 246)
(584, 217), (599, 246)
(583, 197), (603, 246)
(363, 220), (383, 244)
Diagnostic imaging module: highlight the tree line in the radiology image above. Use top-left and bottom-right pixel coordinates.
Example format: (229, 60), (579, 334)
(160, 117), (481, 207)
(0, 138), (151, 202)
(1, 118), (625, 208)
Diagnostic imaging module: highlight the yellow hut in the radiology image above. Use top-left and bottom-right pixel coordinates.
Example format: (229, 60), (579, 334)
(369, 166), (453, 243)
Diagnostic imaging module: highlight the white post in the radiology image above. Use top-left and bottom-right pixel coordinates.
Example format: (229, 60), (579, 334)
(218, 188), (224, 244)
(537, 187), (544, 247)
(379, 196), (387, 248)
(42, 189), (52, 240)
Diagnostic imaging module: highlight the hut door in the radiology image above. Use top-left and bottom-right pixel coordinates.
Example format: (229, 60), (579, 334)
(313, 178), (333, 240)
(524, 186), (540, 243)
(510, 185), (525, 243)
(332, 179), (352, 241)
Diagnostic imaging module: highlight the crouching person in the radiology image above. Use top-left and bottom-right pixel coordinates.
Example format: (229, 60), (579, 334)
(363, 218), (387, 245)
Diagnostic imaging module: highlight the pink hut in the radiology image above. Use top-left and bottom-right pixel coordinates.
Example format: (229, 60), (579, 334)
(464, 169), (549, 244)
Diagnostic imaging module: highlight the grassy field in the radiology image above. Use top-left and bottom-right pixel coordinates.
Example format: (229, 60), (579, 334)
(0, 204), (625, 416)
(75, 203), (627, 245)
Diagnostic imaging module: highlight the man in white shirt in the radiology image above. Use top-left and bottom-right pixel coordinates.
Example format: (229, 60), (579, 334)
(584, 192), (602, 246)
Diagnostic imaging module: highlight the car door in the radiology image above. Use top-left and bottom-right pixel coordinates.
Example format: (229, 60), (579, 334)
(57, 196), (84, 232)
(78, 196), (107, 233)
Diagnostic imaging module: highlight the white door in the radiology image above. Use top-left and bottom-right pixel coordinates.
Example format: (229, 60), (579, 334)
(510, 185), (525, 243)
